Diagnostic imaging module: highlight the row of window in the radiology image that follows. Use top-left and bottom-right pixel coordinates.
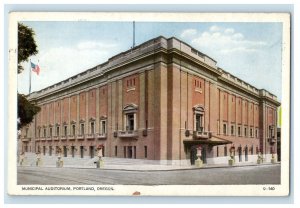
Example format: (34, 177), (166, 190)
(37, 145), (148, 159)
(221, 123), (259, 138)
(38, 120), (107, 138)
(36, 112), (138, 138)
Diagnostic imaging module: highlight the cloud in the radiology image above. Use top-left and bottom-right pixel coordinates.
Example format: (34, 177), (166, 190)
(180, 29), (197, 38)
(77, 41), (117, 50)
(209, 25), (221, 32)
(190, 26), (267, 55)
(18, 41), (119, 94)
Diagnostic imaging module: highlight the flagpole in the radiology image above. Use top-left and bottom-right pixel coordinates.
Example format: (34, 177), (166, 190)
(29, 59), (31, 94)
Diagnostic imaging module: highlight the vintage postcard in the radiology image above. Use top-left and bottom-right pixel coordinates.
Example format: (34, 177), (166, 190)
(8, 12), (290, 196)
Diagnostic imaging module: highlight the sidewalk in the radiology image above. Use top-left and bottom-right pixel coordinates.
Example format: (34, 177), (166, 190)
(18, 156), (280, 171)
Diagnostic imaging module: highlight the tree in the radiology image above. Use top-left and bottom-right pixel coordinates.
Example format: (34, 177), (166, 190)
(18, 94), (40, 130)
(18, 23), (38, 73)
(17, 23), (40, 130)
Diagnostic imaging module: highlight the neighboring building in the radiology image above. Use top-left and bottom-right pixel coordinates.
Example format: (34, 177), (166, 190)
(18, 36), (280, 165)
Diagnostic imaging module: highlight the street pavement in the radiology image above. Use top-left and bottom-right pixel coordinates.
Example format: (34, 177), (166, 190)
(18, 163), (280, 185)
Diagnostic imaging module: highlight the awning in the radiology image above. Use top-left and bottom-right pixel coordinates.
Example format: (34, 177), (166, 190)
(183, 136), (232, 146)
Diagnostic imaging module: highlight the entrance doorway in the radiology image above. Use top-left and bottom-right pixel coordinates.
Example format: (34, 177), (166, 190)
(71, 146), (75, 158)
(90, 146), (95, 158)
(190, 145), (207, 165)
(238, 146), (242, 162)
(245, 146), (248, 161)
(80, 146), (84, 158)
(128, 146), (133, 158)
(63, 146), (67, 157)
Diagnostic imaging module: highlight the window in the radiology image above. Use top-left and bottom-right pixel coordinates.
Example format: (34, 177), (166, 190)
(91, 122), (95, 134)
(223, 123), (227, 135)
(217, 146), (219, 157)
(38, 128), (41, 138)
(144, 146), (147, 158)
(127, 113), (135, 131)
(195, 114), (204, 132)
(124, 146), (126, 158)
(244, 127), (247, 137)
(268, 125), (274, 138)
(101, 120), (106, 134)
(115, 146), (117, 157)
(250, 128), (253, 137)
(64, 126), (67, 137)
(238, 126), (241, 136)
(224, 146), (227, 156)
(255, 129), (258, 138)
(81, 123), (85, 135)
(44, 128), (46, 137)
(56, 126), (59, 136)
(72, 125), (76, 136)
(123, 104), (138, 131)
(231, 125), (235, 135)
(49, 127), (52, 137)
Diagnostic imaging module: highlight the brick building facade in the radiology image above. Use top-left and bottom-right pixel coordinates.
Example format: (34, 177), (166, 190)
(18, 36), (280, 165)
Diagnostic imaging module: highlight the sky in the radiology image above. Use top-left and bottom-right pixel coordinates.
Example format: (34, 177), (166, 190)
(17, 21), (282, 101)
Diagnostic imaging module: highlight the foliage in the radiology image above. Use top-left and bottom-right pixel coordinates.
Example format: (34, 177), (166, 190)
(17, 23), (40, 130)
(17, 94), (40, 130)
(18, 23), (38, 73)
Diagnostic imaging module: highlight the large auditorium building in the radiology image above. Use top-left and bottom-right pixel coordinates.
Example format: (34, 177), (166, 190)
(18, 36), (280, 165)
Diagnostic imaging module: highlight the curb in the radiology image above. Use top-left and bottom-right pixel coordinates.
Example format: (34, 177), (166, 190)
(18, 162), (281, 172)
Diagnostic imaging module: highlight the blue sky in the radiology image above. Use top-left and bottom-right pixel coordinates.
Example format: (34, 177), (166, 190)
(18, 21), (282, 100)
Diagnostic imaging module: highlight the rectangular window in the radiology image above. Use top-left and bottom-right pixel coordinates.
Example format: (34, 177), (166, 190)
(250, 128), (253, 137)
(238, 126), (241, 136)
(195, 114), (203, 132)
(123, 146), (126, 158)
(101, 120), (106, 134)
(244, 127), (247, 137)
(115, 146), (117, 157)
(217, 146), (219, 157)
(49, 128), (52, 137)
(255, 129), (258, 138)
(224, 146), (227, 156)
(25, 128), (29, 137)
(231, 125), (234, 135)
(56, 126), (59, 136)
(223, 124), (227, 135)
(64, 126), (67, 136)
(72, 125), (76, 136)
(144, 146), (147, 158)
(44, 128), (46, 137)
(91, 122), (95, 134)
(38, 129), (41, 137)
(127, 113), (134, 131)
(81, 123), (85, 135)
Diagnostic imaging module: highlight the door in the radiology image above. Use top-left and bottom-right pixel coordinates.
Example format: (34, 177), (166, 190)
(190, 146), (197, 165)
(49, 146), (52, 156)
(63, 146), (67, 157)
(71, 146), (75, 158)
(238, 147), (242, 162)
(90, 146), (94, 158)
(245, 146), (248, 161)
(128, 146), (133, 158)
(80, 146), (84, 158)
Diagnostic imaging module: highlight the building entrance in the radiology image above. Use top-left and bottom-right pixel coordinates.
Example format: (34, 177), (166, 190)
(128, 146), (133, 158)
(90, 146), (95, 158)
(190, 145), (207, 165)
(245, 146), (248, 161)
(80, 146), (84, 158)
